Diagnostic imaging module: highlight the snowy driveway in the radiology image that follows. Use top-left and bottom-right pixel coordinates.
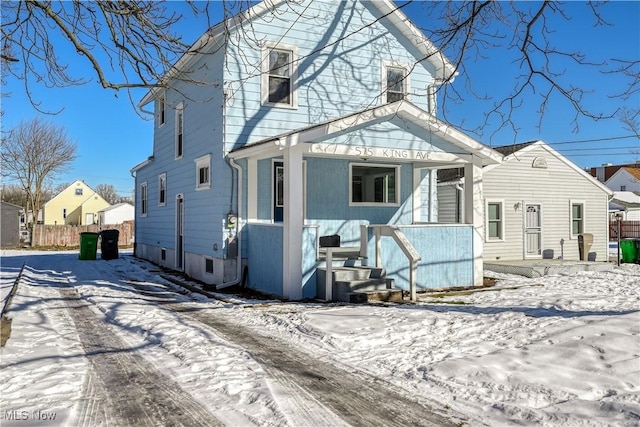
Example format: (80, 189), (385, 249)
(0, 251), (456, 426)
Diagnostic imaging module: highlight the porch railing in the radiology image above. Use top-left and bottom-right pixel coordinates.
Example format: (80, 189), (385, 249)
(370, 225), (421, 301)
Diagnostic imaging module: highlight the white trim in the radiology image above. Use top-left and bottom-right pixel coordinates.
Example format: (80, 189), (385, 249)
(175, 102), (184, 159)
(485, 199), (505, 242)
(381, 60), (411, 104)
(140, 182), (148, 217)
(569, 199), (586, 239)
(349, 163), (401, 207)
(195, 154), (211, 190)
(261, 42), (298, 109)
(271, 158), (307, 222)
(158, 172), (167, 206)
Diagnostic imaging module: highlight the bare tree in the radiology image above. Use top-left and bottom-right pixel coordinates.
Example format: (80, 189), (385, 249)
(1, 183), (27, 207)
(1, 118), (77, 242)
(95, 184), (120, 205)
(1, 0), (638, 136)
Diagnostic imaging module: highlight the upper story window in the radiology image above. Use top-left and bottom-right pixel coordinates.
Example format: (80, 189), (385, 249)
(262, 43), (298, 108)
(195, 154), (211, 190)
(350, 163), (399, 206)
(75, 188), (83, 196)
(158, 173), (166, 206)
(140, 182), (148, 216)
(175, 102), (184, 159)
(621, 185), (626, 191)
(382, 61), (410, 104)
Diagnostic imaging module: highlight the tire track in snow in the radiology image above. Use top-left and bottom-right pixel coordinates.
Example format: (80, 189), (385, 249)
(58, 285), (223, 427)
(179, 308), (459, 427)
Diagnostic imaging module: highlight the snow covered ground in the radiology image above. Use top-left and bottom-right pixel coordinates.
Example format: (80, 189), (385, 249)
(1, 249), (639, 426)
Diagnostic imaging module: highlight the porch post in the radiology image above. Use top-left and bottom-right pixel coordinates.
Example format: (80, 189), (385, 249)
(282, 146), (304, 300)
(464, 155), (484, 286)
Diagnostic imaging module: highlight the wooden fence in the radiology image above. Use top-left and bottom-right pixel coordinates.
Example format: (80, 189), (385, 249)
(31, 221), (134, 247)
(610, 220), (640, 240)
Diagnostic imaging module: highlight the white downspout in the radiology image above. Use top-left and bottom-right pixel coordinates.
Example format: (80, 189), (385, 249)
(217, 158), (244, 289)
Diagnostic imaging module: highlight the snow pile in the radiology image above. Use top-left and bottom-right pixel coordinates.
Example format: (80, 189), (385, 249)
(1, 250), (639, 426)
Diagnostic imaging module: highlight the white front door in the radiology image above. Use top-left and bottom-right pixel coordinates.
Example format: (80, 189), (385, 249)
(524, 203), (542, 258)
(85, 213), (94, 225)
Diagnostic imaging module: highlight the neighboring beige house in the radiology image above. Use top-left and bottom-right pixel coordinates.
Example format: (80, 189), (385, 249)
(42, 180), (110, 225)
(438, 141), (612, 262)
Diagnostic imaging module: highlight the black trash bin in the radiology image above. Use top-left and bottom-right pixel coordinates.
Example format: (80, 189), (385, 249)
(100, 229), (119, 260)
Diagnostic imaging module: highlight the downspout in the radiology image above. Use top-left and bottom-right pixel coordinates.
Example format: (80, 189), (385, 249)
(217, 158), (243, 289)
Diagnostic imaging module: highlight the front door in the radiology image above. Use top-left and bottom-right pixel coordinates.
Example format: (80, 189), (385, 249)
(85, 213), (94, 225)
(524, 203), (542, 258)
(176, 195), (184, 270)
(273, 162), (284, 222)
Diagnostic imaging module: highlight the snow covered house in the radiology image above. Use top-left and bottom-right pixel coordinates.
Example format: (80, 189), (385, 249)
(438, 141), (612, 262)
(605, 167), (640, 193)
(131, 0), (503, 300)
(609, 192), (640, 221)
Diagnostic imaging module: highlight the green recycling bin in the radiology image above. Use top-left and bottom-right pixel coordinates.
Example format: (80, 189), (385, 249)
(619, 239), (637, 264)
(79, 232), (99, 260)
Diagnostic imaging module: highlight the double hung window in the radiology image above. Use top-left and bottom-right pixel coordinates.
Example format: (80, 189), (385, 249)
(262, 43), (297, 108)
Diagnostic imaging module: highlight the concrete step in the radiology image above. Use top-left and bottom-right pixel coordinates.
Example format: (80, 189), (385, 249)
(317, 266), (386, 282)
(346, 289), (404, 304)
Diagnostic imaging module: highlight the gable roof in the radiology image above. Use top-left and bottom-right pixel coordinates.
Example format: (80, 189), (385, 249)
(228, 100), (503, 166)
(438, 140), (612, 195)
(140, 0), (456, 107)
(99, 203), (134, 213)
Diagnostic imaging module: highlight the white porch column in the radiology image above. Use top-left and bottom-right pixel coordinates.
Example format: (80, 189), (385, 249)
(282, 146), (304, 300)
(464, 155), (484, 286)
(247, 157), (257, 221)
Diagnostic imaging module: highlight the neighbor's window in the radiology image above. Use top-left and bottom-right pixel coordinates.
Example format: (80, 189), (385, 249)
(63, 208), (67, 219)
(262, 44), (297, 107)
(158, 173), (166, 206)
(75, 188), (83, 196)
(621, 185), (626, 191)
(350, 164), (399, 205)
(571, 201), (584, 236)
(486, 201), (504, 241)
(140, 182), (148, 216)
(175, 102), (184, 158)
(195, 154), (211, 190)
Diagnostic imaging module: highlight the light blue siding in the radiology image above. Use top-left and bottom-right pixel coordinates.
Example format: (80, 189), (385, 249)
(246, 224), (284, 295)
(223, 0), (438, 152)
(368, 225), (474, 290)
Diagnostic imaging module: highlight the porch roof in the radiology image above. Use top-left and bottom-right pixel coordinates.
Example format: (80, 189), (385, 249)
(228, 100), (503, 167)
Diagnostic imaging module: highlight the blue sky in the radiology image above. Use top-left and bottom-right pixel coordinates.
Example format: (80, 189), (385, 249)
(2, 0), (638, 198)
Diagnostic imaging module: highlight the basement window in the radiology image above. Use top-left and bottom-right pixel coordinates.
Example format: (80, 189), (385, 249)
(205, 258), (214, 274)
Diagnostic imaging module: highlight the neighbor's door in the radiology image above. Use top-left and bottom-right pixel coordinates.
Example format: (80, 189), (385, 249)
(85, 213), (94, 225)
(524, 203), (542, 258)
(176, 195), (184, 270)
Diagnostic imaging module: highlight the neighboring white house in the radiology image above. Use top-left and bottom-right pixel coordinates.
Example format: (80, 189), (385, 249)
(98, 203), (135, 225)
(609, 191), (640, 221)
(605, 167), (640, 193)
(438, 141), (613, 262)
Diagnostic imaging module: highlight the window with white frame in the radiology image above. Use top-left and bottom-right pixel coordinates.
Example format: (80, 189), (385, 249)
(571, 201), (585, 237)
(158, 94), (166, 126)
(486, 200), (504, 241)
(262, 44), (297, 107)
(175, 102), (184, 158)
(158, 173), (166, 206)
(350, 164), (399, 205)
(140, 182), (148, 216)
(75, 188), (83, 196)
(195, 154), (211, 190)
(383, 62), (410, 103)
